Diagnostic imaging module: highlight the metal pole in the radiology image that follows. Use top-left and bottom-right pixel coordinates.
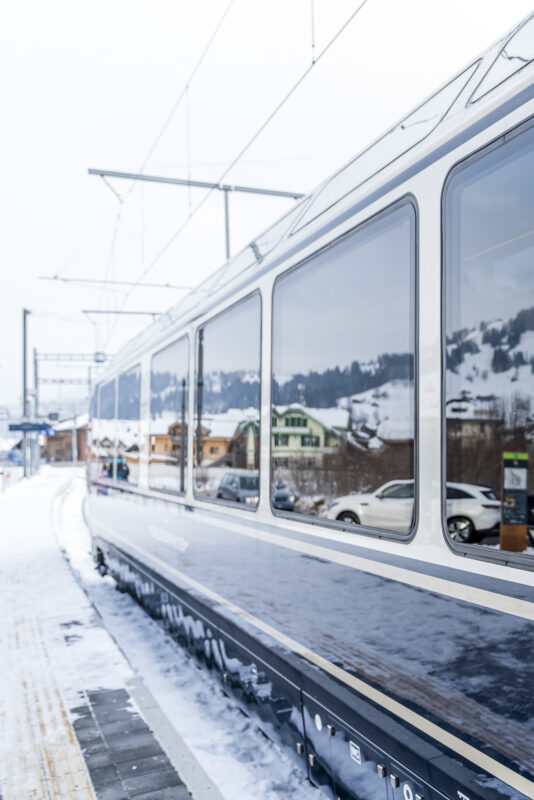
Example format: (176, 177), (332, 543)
(196, 329), (204, 468)
(223, 189), (230, 260)
(88, 366), (92, 411)
(33, 348), (39, 418)
(22, 310), (29, 417)
(180, 378), (186, 493)
(33, 346), (40, 475)
(22, 309), (29, 477)
(72, 417), (77, 464)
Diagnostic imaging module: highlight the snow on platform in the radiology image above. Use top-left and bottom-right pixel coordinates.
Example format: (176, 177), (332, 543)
(0, 469), (191, 800)
(0, 468), (319, 800)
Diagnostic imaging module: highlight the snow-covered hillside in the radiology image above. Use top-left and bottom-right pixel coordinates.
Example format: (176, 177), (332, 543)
(446, 311), (534, 426)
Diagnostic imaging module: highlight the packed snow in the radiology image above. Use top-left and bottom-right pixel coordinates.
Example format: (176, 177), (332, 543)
(50, 467), (320, 800)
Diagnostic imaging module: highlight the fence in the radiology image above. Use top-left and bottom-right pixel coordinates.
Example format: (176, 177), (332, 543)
(0, 464), (24, 493)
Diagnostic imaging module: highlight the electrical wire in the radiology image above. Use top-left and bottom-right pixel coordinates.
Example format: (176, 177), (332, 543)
(94, 0), (235, 350)
(116, 0), (370, 301)
(122, 0), (235, 204)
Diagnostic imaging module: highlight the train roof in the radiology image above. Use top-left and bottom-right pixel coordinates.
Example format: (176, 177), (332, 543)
(101, 12), (534, 379)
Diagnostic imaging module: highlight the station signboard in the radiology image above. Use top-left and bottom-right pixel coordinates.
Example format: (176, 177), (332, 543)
(500, 452), (528, 551)
(9, 422), (51, 432)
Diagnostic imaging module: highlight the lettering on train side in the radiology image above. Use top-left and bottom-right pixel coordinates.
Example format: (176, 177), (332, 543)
(148, 525), (189, 552)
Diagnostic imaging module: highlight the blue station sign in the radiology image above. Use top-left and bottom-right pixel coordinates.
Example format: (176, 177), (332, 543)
(9, 422), (51, 433)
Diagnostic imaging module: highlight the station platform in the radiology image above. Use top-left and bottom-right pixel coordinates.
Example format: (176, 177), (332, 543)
(0, 469), (219, 800)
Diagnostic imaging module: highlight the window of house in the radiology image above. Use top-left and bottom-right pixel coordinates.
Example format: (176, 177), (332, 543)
(285, 416), (306, 427)
(272, 200), (416, 533)
(444, 122), (534, 559)
(194, 294), (261, 507)
(117, 365), (141, 485)
(149, 336), (189, 494)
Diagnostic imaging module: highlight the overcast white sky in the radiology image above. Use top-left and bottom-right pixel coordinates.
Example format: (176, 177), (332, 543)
(1, 0), (532, 413)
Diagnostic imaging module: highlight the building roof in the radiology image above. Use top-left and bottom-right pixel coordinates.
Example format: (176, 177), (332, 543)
(274, 404), (348, 433)
(53, 413), (89, 432)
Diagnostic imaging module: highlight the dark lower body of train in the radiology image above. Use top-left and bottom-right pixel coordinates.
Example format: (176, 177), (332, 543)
(86, 482), (534, 800)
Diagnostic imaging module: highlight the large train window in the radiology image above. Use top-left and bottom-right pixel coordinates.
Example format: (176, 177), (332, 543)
(194, 294), (261, 508)
(149, 336), (189, 495)
(272, 201), (416, 534)
(93, 378), (116, 480)
(444, 123), (534, 559)
(117, 365), (141, 485)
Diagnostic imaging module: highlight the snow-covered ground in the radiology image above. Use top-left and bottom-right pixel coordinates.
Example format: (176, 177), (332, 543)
(52, 467), (319, 800)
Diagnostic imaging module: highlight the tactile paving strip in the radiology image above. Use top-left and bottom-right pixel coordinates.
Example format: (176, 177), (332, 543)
(0, 607), (96, 800)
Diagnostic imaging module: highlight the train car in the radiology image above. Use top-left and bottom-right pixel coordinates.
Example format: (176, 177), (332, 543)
(86, 15), (534, 800)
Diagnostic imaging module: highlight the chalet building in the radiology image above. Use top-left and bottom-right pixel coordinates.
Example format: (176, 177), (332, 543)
(44, 414), (89, 463)
(272, 405), (348, 467)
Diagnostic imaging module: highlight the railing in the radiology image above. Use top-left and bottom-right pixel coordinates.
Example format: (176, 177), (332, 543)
(0, 464), (24, 492)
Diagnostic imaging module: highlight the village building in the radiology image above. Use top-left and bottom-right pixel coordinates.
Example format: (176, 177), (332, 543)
(43, 414), (89, 463)
(271, 405), (348, 467)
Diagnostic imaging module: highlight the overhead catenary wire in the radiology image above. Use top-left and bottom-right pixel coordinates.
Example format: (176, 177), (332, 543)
(94, 0), (236, 349)
(123, 0), (236, 204)
(117, 0), (370, 301)
(102, 0), (370, 352)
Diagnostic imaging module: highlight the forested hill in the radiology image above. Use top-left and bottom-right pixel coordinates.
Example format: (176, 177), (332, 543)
(273, 353), (413, 408)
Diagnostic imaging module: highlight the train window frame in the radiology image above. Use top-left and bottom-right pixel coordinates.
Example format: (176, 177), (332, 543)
(193, 290), (262, 512)
(148, 334), (190, 497)
(117, 363), (142, 486)
(270, 195), (419, 542)
(441, 115), (534, 570)
(96, 377), (117, 482)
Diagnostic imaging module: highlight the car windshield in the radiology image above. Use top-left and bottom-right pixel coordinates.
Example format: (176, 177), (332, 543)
(482, 488), (498, 501)
(240, 476), (259, 491)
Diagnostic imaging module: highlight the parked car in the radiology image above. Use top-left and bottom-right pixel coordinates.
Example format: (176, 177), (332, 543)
(445, 483), (500, 542)
(217, 471), (259, 505)
(324, 479), (500, 542)
(272, 481), (296, 512)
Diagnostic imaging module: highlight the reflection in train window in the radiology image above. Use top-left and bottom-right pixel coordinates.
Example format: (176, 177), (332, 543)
(149, 337), (189, 494)
(444, 124), (534, 556)
(87, 385), (100, 479)
(272, 202), (416, 533)
(194, 294), (261, 507)
(117, 365), (141, 485)
(92, 379), (116, 480)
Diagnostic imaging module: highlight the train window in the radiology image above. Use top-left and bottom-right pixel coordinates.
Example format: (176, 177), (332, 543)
(444, 123), (534, 558)
(149, 336), (189, 495)
(117, 365), (141, 485)
(87, 385), (100, 479)
(272, 201), (416, 534)
(194, 294), (261, 507)
(92, 379), (116, 480)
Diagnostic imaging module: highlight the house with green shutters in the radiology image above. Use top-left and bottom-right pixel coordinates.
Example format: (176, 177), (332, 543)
(271, 404), (348, 466)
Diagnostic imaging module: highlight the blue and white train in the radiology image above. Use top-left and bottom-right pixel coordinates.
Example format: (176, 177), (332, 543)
(87, 15), (534, 800)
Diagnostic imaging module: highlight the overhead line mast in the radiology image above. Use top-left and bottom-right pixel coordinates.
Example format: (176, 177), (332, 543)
(89, 168), (304, 261)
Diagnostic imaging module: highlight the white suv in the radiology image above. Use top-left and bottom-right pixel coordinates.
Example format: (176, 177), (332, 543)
(324, 479), (500, 542)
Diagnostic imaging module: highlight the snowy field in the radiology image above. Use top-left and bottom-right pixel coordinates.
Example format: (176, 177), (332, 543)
(12, 466), (320, 800)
